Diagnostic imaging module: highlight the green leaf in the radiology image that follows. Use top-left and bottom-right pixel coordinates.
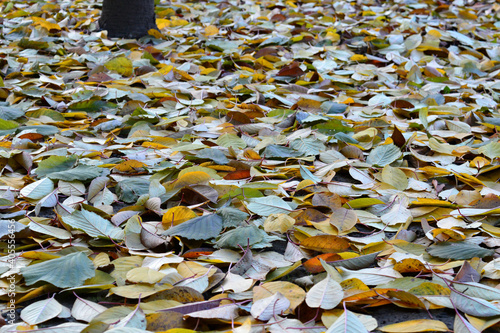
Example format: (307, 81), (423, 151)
(216, 133), (247, 149)
(327, 252), (380, 270)
(419, 107), (429, 129)
(195, 148), (229, 164)
(69, 100), (117, 113)
(206, 40), (240, 51)
(321, 101), (347, 114)
(216, 225), (266, 248)
(19, 38), (49, 49)
(426, 241), (494, 260)
(62, 209), (124, 239)
(27, 108), (66, 121)
(300, 165), (321, 183)
(116, 178), (151, 203)
(313, 119), (354, 135)
(366, 144), (402, 167)
(261, 145), (298, 159)
(290, 138), (325, 156)
(247, 196), (294, 216)
(22, 125), (59, 135)
(21, 252), (95, 288)
(46, 165), (105, 181)
(0, 106), (24, 120)
(478, 140), (500, 159)
(104, 57), (133, 77)
(343, 198), (385, 209)
(162, 214), (222, 240)
(218, 207), (249, 227)
(0, 118), (19, 130)
(35, 155), (78, 178)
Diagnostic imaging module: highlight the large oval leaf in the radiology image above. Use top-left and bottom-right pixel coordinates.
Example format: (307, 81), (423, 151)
(366, 144), (402, 167)
(62, 209), (124, 240)
(450, 289), (500, 317)
(20, 298), (62, 325)
(305, 275), (343, 309)
(20, 177), (54, 200)
(246, 196), (294, 216)
(21, 252), (95, 288)
(163, 214), (222, 240)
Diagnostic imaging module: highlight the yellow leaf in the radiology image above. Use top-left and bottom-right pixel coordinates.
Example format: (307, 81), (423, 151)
(243, 149), (261, 160)
(470, 156), (490, 168)
(110, 283), (172, 299)
(173, 171), (212, 189)
(296, 179), (315, 191)
(142, 142), (169, 149)
(429, 228), (465, 241)
(171, 18), (189, 27)
(158, 64), (174, 75)
(126, 267), (166, 284)
(204, 25), (219, 36)
(177, 261), (217, 278)
(114, 160), (147, 173)
(393, 258), (428, 273)
(381, 165), (408, 191)
(255, 57), (275, 70)
(205, 165), (236, 172)
(162, 206), (197, 226)
(156, 19), (171, 29)
(20, 251), (60, 260)
(31, 17), (61, 31)
(427, 29), (441, 38)
(174, 69), (194, 81)
(350, 54), (368, 62)
(104, 57), (133, 77)
(379, 319), (449, 332)
(458, 9), (478, 20)
(253, 281), (306, 313)
(93, 252), (110, 268)
(264, 214), (295, 233)
(148, 29), (164, 39)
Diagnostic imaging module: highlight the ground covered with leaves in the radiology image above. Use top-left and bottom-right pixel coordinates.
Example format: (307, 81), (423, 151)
(2, 0), (500, 332)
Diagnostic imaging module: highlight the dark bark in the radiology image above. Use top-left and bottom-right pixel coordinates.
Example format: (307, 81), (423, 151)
(98, 0), (158, 39)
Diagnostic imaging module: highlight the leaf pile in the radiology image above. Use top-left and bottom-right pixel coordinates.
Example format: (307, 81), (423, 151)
(2, 0), (500, 332)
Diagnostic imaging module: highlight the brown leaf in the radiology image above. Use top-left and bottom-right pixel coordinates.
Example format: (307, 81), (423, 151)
(276, 62), (305, 77)
(454, 261), (480, 283)
(391, 126), (406, 148)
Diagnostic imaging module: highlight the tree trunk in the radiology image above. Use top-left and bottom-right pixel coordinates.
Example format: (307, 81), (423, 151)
(99, 0), (158, 39)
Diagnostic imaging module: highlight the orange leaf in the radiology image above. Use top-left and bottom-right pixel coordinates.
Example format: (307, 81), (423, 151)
(303, 253), (340, 273)
(224, 170), (251, 180)
(300, 235), (350, 253)
(182, 248), (215, 259)
(18, 133), (44, 142)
